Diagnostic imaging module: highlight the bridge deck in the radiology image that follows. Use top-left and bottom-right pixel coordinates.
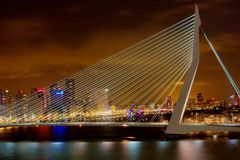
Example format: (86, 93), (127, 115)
(0, 122), (168, 127)
(1, 122), (240, 129)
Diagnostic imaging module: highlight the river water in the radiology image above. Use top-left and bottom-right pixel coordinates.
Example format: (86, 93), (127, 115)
(0, 139), (239, 160)
(0, 126), (239, 159)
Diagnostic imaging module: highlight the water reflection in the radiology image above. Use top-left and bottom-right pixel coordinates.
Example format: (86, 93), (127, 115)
(100, 142), (113, 151)
(179, 140), (206, 160)
(127, 141), (142, 159)
(52, 126), (67, 138)
(157, 141), (170, 149)
(0, 139), (240, 159)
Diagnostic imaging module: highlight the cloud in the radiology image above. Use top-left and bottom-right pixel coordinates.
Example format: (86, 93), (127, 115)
(0, 63), (84, 80)
(0, 18), (50, 53)
(0, 71), (43, 79)
(65, 4), (82, 14)
(212, 33), (240, 53)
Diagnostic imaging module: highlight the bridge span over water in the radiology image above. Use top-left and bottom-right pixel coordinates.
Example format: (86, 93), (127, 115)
(0, 5), (240, 134)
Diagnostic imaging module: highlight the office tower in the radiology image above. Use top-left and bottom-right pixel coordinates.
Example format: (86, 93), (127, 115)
(65, 79), (75, 113)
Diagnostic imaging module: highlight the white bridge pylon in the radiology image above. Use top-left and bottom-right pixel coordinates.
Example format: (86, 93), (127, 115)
(166, 5), (240, 134)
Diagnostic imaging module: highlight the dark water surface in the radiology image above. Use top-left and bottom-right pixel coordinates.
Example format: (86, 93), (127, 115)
(0, 139), (240, 160)
(0, 126), (240, 159)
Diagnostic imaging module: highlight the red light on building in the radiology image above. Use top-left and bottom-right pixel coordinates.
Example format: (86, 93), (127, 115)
(35, 88), (45, 93)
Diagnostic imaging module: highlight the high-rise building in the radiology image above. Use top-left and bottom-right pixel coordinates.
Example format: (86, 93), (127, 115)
(28, 88), (39, 116)
(197, 93), (204, 104)
(0, 89), (7, 116)
(232, 93), (240, 106)
(188, 97), (196, 106)
(0, 89), (3, 105)
(81, 91), (93, 113)
(92, 88), (109, 112)
(49, 83), (64, 114)
(166, 96), (174, 108)
(35, 88), (47, 113)
(64, 79), (75, 113)
(2, 90), (13, 116)
(206, 98), (220, 106)
(14, 90), (26, 118)
(2, 90), (12, 106)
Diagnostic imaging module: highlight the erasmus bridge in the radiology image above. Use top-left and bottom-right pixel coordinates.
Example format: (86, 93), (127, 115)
(0, 5), (240, 134)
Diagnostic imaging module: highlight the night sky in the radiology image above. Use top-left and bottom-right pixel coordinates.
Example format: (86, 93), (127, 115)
(0, 0), (239, 99)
